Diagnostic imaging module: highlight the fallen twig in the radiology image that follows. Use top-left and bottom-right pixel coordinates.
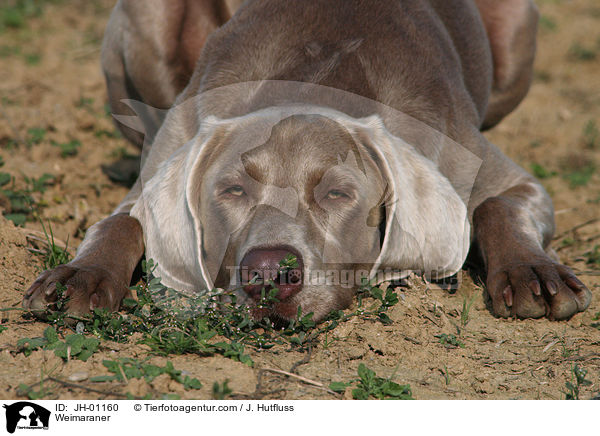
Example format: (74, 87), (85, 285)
(262, 367), (336, 395)
(554, 218), (600, 240)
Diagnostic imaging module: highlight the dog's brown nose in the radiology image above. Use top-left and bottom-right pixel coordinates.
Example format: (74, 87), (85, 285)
(239, 247), (303, 301)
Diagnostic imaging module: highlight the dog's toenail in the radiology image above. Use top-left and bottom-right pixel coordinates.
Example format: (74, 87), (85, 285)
(529, 281), (541, 296)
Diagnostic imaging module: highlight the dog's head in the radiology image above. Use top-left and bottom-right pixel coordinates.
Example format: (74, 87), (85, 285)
(131, 105), (471, 322)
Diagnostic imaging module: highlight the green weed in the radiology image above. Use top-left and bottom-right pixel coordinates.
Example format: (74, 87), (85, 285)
(591, 312), (600, 330)
(568, 43), (597, 61)
(564, 364), (592, 400)
(583, 120), (599, 149)
(0, 173), (55, 225)
(585, 245), (600, 266)
(212, 380), (233, 399)
(533, 71), (551, 83)
(530, 162), (557, 179)
(563, 164), (595, 188)
(39, 220), (70, 269)
(51, 139), (81, 157)
(26, 127), (46, 146)
(17, 368), (54, 400)
(539, 15), (557, 31)
(356, 280), (400, 325)
(435, 333), (465, 348)
(96, 129), (122, 139)
(460, 294), (476, 328)
(108, 146), (135, 160)
(76, 96), (94, 108)
(560, 237), (576, 248)
(0, 0), (61, 32)
(441, 365), (450, 385)
(17, 326), (99, 361)
(90, 358), (202, 391)
(16, 254), (404, 376)
(330, 363), (413, 400)
(23, 52), (41, 65)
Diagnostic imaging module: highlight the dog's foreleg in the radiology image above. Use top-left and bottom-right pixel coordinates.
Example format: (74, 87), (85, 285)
(23, 213), (144, 317)
(473, 181), (591, 319)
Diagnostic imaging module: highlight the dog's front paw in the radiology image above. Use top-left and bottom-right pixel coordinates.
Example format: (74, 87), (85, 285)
(486, 254), (592, 320)
(23, 263), (131, 318)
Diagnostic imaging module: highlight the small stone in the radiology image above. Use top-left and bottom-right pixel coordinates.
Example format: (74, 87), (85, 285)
(558, 108), (572, 121)
(68, 371), (89, 382)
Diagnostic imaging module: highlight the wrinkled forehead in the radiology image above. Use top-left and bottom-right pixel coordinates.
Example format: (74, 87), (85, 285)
(205, 112), (379, 187)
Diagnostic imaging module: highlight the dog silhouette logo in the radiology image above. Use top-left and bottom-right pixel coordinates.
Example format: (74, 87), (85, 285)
(3, 402), (51, 433)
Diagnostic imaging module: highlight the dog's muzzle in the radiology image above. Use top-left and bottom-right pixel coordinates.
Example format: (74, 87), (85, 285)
(239, 246), (304, 301)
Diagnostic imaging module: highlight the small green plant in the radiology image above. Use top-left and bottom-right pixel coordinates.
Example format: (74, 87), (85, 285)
(96, 129), (122, 139)
(539, 15), (557, 31)
(278, 253), (299, 271)
(19, 255), (407, 376)
(51, 139), (81, 157)
(356, 280), (400, 325)
(0, 175), (31, 226)
(530, 163), (557, 179)
(17, 368), (55, 400)
(24, 173), (55, 193)
(583, 120), (599, 149)
(563, 164), (595, 188)
(26, 127), (46, 146)
(90, 358), (202, 391)
(24, 52), (41, 65)
(533, 71), (551, 83)
(76, 96), (94, 108)
(330, 363), (413, 400)
(585, 245), (600, 266)
(0, 0), (56, 31)
(560, 237), (576, 248)
(38, 220), (71, 269)
(17, 326), (99, 361)
(212, 380), (233, 399)
(0, 325), (7, 333)
(0, 173), (55, 226)
(435, 333), (465, 348)
(564, 364), (592, 400)
(0, 172), (10, 186)
(568, 43), (597, 61)
(441, 365), (450, 385)
(460, 293), (476, 328)
(108, 146), (135, 160)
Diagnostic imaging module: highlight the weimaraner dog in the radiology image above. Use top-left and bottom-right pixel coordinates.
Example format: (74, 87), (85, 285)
(23, 0), (592, 322)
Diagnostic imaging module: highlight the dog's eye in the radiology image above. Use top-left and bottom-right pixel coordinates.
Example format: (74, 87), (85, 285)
(326, 190), (349, 200)
(224, 185), (245, 197)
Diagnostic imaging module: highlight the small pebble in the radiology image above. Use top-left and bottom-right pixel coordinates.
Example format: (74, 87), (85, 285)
(68, 372), (89, 382)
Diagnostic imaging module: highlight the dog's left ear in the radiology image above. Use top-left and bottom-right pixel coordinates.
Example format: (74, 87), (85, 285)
(345, 115), (471, 281)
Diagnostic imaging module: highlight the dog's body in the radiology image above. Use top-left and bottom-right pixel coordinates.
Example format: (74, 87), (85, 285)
(24, 0), (591, 321)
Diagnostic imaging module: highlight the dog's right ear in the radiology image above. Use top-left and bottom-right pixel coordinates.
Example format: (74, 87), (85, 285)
(129, 109), (228, 295)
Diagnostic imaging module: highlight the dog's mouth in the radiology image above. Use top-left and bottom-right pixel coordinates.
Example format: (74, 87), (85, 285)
(249, 301), (301, 324)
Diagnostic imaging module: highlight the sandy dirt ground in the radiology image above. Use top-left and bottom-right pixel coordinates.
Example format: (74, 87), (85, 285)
(0, 0), (598, 400)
